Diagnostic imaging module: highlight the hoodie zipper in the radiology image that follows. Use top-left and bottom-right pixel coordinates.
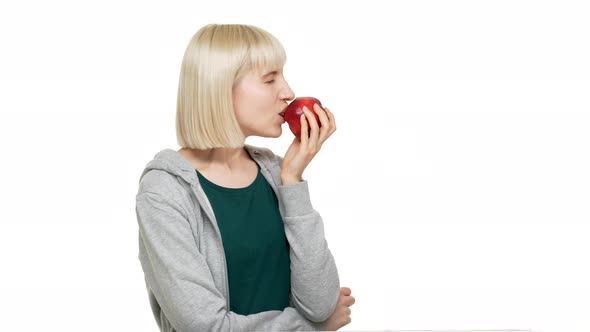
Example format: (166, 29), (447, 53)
(192, 183), (231, 310)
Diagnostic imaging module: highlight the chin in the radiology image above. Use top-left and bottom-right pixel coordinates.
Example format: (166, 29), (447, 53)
(249, 125), (282, 138)
(264, 127), (282, 138)
(269, 129), (282, 138)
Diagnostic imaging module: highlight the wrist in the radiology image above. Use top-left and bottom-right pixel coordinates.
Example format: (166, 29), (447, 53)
(280, 174), (303, 185)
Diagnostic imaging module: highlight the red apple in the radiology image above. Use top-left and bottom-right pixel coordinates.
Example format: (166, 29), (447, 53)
(282, 97), (323, 137)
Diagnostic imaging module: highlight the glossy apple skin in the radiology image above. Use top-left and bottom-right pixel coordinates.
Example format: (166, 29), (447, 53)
(283, 97), (323, 137)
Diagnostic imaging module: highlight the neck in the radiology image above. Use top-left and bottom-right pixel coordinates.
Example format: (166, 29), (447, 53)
(179, 146), (251, 172)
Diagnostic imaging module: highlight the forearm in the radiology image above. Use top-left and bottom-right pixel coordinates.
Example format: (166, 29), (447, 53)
(277, 180), (340, 322)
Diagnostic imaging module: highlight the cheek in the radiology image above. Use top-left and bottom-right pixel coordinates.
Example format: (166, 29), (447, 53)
(232, 86), (275, 126)
(233, 107), (265, 132)
(233, 94), (257, 122)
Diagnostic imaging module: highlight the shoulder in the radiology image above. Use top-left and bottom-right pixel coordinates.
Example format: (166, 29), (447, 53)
(139, 169), (177, 192)
(137, 169), (191, 203)
(136, 169), (195, 220)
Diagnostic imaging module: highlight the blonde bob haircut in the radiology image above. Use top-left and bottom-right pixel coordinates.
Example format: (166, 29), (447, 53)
(176, 24), (287, 149)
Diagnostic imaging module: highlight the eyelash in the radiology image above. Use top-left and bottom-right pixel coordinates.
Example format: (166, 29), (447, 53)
(266, 80), (275, 84)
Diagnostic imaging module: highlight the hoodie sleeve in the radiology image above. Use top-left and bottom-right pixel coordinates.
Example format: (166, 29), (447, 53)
(136, 188), (326, 332)
(275, 154), (341, 323)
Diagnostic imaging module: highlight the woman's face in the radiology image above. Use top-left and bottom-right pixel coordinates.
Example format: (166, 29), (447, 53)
(232, 66), (295, 138)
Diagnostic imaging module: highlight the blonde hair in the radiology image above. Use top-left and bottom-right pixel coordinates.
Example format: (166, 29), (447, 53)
(176, 24), (287, 149)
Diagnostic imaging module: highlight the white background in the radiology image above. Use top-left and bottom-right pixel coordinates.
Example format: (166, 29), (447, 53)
(0, 0), (588, 331)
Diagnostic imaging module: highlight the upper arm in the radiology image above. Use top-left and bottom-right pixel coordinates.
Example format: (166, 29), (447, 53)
(136, 190), (229, 331)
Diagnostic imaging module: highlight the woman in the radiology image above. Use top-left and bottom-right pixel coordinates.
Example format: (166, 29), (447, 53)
(136, 23), (355, 331)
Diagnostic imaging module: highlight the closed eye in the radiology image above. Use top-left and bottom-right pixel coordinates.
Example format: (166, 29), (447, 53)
(265, 80), (275, 84)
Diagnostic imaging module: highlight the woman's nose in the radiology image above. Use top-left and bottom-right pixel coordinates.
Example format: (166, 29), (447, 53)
(281, 85), (295, 102)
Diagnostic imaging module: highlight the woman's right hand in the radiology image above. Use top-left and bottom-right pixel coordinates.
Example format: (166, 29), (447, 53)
(281, 105), (336, 185)
(325, 287), (355, 331)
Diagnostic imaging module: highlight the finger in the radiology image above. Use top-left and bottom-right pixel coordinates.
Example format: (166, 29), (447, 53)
(299, 113), (309, 146)
(340, 287), (351, 296)
(314, 104), (332, 145)
(303, 106), (319, 138)
(314, 103), (331, 133)
(346, 295), (356, 307)
(303, 106), (319, 148)
(324, 107), (336, 133)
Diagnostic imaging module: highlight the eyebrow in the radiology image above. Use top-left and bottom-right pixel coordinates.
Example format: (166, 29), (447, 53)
(262, 70), (278, 78)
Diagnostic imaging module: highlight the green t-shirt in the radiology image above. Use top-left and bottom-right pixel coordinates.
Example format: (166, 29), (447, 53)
(196, 164), (291, 315)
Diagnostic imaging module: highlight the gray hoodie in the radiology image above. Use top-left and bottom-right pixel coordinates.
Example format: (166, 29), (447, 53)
(135, 145), (340, 331)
